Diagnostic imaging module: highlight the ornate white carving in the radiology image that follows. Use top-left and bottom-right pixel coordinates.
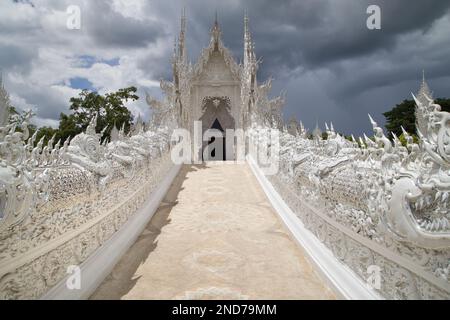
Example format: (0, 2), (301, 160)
(0, 74), (10, 127)
(201, 96), (231, 114)
(0, 103), (174, 298)
(247, 87), (450, 299)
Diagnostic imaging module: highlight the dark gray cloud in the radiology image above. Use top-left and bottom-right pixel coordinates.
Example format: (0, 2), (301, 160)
(0, 44), (34, 73)
(84, 1), (167, 48)
(164, 0), (450, 134)
(177, 0), (450, 70)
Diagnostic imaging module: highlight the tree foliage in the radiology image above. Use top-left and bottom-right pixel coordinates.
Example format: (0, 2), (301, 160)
(35, 87), (138, 145)
(383, 98), (450, 138)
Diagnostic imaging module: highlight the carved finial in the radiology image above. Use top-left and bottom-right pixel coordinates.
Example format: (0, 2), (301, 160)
(401, 125), (408, 136)
(368, 114), (377, 129)
(363, 133), (372, 145)
(173, 36), (177, 59)
(0, 72), (10, 126)
(86, 115), (97, 135)
(211, 11), (221, 49)
(359, 136), (365, 148)
(417, 70), (433, 103)
(392, 132), (402, 147)
(414, 70), (435, 137)
(48, 133), (56, 149)
(244, 10), (250, 40)
(312, 120), (322, 140)
(244, 10), (254, 69)
(181, 7), (186, 38)
(178, 7), (187, 62)
(110, 121), (119, 142)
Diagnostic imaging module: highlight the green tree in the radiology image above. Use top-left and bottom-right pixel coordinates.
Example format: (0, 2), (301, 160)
(67, 86), (138, 142)
(8, 106), (19, 116)
(56, 112), (81, 142)
(31, 87), (138, 146)
(34, 126), (59, 146)
(383, 98), (450, 138)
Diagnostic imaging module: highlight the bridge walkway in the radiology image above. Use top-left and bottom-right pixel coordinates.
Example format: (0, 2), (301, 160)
(91, 162), (335, 299)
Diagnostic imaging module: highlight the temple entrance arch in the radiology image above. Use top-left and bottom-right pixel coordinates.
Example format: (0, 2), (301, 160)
(200, 96), (235, 161)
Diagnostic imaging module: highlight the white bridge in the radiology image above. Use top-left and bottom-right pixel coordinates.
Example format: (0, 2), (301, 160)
(0, 13), (449, 300)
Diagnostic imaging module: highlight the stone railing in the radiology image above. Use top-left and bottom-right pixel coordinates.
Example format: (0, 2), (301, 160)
(248, 94), (450, 299)
(0, 115), (174, 299)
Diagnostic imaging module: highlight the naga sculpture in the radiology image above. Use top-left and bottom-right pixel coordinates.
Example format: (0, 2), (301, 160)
(247, 90), (450, 299)
(0, 105), (173, 299)
(0, 110), (50, 232)
(384, 94), (450, 249)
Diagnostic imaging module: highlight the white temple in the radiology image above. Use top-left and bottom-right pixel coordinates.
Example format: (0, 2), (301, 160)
(0, 13), (449, 300)
(146, 13), (284, 160)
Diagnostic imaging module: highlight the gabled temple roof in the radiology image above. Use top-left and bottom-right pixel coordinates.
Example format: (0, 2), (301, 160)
(191, 15), (242, 81)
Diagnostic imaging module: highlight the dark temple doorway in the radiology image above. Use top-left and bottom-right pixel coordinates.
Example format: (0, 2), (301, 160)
(204, 118), (226, 161)
(199, 96), (235, 161)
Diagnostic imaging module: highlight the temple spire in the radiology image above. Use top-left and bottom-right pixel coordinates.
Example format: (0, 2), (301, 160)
(243, 11), (253, 67)
(244, 10), (250, 42)
(172, 36), (177, 61)
(178, 7), (186, 62)
(0, 72), (10, 126)
(415, 70), (434, 136)
(172, 35), (178, 84)
(244, 11), (249, 45)
(417, 70), (432, 104)
(210, 11), (221, 50)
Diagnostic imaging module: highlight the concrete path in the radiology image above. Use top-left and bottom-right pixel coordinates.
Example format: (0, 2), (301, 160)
(91, 163), (335, 300)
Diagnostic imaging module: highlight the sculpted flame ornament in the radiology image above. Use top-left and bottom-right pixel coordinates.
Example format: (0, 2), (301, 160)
(0, 110), (50, 232)
(384, 94), (450, 249)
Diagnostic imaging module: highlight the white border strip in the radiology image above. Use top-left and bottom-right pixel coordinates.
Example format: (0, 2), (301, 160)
(247, 155), (382, 300)
(42, 164), (182, 300)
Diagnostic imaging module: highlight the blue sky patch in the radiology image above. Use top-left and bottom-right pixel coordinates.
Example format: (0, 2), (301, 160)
(69, 77), (94, 90)
(77, 55), (120, 68)
(102, 57), (120, 66)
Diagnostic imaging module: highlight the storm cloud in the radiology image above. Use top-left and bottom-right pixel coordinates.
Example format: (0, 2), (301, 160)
(1, 0), (449, 135)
